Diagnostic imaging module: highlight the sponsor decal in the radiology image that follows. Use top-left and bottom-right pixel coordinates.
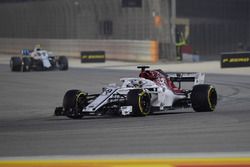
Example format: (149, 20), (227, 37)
(81, 51), (105, 63)
(221, 52), (250, 68)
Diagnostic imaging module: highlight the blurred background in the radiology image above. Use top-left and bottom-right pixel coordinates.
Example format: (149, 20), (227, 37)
(0, 0), (249, 61)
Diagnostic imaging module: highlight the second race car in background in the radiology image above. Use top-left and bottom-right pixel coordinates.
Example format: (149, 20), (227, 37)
(10, 47), (68, 72)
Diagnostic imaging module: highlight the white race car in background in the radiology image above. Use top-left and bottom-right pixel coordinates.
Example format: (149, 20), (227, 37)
(55, 66), (217, 119)
(10, 48), (68, 72)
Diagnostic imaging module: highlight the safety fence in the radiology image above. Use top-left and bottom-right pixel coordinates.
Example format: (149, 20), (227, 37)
(0, 0), (173, 60)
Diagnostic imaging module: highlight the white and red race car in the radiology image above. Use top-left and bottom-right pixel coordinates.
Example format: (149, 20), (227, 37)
(55, 66), (217, 119)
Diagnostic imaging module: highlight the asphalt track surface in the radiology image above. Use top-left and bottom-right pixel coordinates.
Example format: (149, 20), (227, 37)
(0, 64), (250, 158)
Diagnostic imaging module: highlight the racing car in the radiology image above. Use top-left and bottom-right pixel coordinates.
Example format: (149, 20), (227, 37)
(54, 66), (217, 119)
(10, 48), (68, 72)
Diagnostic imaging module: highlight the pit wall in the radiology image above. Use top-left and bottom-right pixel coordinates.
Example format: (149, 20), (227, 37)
(0, 38), (159, 63)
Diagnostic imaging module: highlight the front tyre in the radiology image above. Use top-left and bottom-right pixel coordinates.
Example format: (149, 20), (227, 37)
(10, 57), (22, 72)
(58, 56), (68, 71)
(22, 57), (31, 72)
(127, 89), (151, 116)
(191, 84), (217, 112)
(63, 89), (87, 119)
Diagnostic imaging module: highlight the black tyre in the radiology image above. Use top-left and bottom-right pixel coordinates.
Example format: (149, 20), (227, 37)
(127, 89), (151, 116)
(33, 59), (44, 71)
(58, 56), (68, 71)
(22, 57), (31, 72)
(63, 89), (87, 119)
(10, 57), (22, 72)
(191, 84), (217, 112)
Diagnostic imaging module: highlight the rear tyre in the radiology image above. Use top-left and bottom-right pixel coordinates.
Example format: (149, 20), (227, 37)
(33, 59), (44, 71)
(22, 57), (31, 72)
(10, 57), (22, 72)
(127, 89), (151, 116)
(191, 84), (217, 112)
(58, 56), (68, 71)
(63, 89), (87, 119)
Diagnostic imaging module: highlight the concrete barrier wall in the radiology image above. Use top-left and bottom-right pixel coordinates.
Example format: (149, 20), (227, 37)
(0, 38), (159, 63)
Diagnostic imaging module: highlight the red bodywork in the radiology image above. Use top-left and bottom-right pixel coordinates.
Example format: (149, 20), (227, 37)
(139, 70), (184, 94)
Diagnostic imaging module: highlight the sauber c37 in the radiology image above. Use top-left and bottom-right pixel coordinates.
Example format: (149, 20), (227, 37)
(55, 66), (217, 119)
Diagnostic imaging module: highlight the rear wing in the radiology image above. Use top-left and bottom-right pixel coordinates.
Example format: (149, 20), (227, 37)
(166, 72), (205, 85)
(136, 66), (205, 85)
(21, 49), (32, 56)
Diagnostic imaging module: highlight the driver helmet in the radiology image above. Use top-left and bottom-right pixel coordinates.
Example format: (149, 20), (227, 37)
(34, 44), (41, 51)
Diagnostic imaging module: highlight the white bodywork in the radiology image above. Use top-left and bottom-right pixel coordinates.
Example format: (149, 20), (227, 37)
(82, 73), (205, 114)
(31, 50), (52, 68)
